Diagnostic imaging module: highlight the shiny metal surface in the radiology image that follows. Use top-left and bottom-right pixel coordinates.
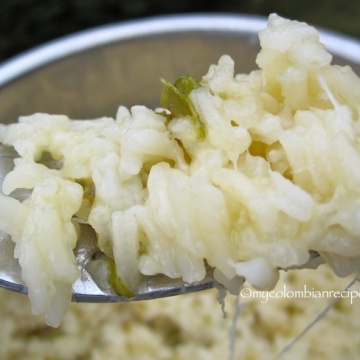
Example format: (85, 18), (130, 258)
(0, 14), (359, 302)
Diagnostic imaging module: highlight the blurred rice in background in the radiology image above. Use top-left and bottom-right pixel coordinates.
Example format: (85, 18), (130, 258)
(1, 265), (360, 359)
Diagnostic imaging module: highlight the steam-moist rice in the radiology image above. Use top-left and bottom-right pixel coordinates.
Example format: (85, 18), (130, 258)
(1, 265), (360, 359)
(0, 14), (360, 326)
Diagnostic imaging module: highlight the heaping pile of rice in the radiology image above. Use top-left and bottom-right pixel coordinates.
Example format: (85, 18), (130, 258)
(0, 13), (360, 338)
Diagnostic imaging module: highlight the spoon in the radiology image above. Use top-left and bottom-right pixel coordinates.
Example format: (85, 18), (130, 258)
(0, 145), (323, 302)
(0, 227), (322, 302)
(0, 221), (323, 303)
(0, 222), (216, 302)
(0, 144), (218, 302)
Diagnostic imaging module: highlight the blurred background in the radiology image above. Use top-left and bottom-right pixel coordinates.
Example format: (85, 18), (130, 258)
(1, 0), (360, 62)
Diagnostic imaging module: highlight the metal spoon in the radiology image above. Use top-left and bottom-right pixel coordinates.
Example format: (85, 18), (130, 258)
(0, 145), (322, 302)
(0, 227), (322, 302)
(0, 144), (216, 302)
(0, 223), (216, 302)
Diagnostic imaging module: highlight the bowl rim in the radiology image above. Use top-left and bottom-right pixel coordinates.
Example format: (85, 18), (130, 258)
(0, 13), (360, 86)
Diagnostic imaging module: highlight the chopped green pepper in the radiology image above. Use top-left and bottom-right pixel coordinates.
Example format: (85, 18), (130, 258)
(108, 258), (134, 298)
(160, 75), (205, 137)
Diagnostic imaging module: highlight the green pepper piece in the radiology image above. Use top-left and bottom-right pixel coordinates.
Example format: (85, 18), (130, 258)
(160, 75), (205, 137)
(108, 258), (134, 298)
